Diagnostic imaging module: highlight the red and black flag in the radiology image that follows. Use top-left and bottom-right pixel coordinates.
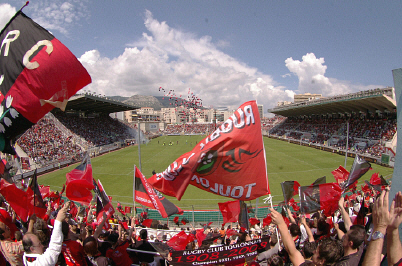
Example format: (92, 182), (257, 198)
(133, 166), (183, 218)
(369, 173), (385, 185)
(181, 217), (189, 225)
(0, 11), (91, 154)
(148, 101), (270, 201)
(343, 155), (371, 190)
(311, 176), (326, 186)
(299, 183), (342, 217)
(26, 169), (47, 219)
(93, 179), (114, 225)
(281, 181), (300, 204)
(238, 201), (249, 232)
(116, 202), (126, 216)
(218, 200), (241, 225)
(65, 153), (94, 206)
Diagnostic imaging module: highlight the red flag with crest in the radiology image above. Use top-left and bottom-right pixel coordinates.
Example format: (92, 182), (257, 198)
(148, 101), (269, 201)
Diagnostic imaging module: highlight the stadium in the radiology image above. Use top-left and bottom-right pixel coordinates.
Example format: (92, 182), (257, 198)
(2, 87), (395, 224)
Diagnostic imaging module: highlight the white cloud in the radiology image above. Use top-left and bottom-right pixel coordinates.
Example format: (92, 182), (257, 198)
(24, 0), (89, 35)
(81, 10), (292, 113)
(0, 4), (16, 31)
(285, 53), (381, 97)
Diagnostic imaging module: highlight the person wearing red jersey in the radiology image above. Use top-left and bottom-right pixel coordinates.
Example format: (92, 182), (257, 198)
(61, 220), (87, 266)
(105, 219), (135, 266)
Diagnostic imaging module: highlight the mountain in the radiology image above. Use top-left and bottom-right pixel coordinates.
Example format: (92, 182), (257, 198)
(107, 95), (204, 111)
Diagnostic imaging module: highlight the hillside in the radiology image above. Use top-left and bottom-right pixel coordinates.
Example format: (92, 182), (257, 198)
(108, 95), (204, 110)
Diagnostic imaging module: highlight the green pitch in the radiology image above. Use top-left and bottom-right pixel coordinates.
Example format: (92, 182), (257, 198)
(39, 136), (394, 210)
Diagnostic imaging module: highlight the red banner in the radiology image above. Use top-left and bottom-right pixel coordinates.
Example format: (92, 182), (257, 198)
(148, 101), (269, 201)
(168, 237), (269, 265)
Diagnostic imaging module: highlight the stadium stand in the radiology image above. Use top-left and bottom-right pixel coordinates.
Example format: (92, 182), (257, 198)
(268, 87), (397, 162)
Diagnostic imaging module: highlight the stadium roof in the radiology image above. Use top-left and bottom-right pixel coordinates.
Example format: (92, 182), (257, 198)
(63, 94), (139, 114)
(268, 87), (396, 117)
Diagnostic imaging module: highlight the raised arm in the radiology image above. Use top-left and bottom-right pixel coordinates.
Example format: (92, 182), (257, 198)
(128, 216), (136, 243)
(333, 222), (344, 240)
(386, 191), (402, 266)
(286, 207), (297, 225)
(300, 216), (314, 242)
(93, 212), (107, 240)
(338, 196), (352, 231)
(362, 190), (388, 266)
(270, 208), (305, 266)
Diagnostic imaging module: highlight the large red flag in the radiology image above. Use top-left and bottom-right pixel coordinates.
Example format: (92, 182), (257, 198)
(0, 11), (91, 154)
(133, 166), (183, 218)
(299, 183), (342, 217)
(65, 154), (94, 206)
(0, 179), (29, 221)
(148, 101), (269, 201)
(218, 200), (240, 225)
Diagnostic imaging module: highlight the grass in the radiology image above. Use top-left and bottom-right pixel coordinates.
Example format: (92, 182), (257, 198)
(39, 136), (394, 210)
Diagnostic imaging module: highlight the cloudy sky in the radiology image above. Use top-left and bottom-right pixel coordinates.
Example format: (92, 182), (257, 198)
(1, 1), (401, 115)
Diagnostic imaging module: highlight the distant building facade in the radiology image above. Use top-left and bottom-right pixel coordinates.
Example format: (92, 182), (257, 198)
(294, 93), (322, 103)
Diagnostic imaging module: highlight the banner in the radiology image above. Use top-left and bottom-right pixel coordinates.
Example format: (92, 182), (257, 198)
(65, 153), (94, 206)
(148, 101), (269, 201)
(0, 11), (91, 153)
(167, 237), (270, 266)
(299, 183), (342, 217)
(133, 166), (183, 218)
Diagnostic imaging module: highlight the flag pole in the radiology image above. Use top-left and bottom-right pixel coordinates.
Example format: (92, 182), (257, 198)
(138, 122), (142, 172)
(133, 165), (136, 221)
(267, 194), (281, 251)
(19, 1), (29, 11)
(344, 121), (349, 168)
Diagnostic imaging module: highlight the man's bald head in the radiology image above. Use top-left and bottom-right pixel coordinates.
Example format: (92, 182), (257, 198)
(23, 233), (44, 254)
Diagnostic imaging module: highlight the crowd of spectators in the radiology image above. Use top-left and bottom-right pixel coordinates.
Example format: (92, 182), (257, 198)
(16, 118), (83, 166)
(0, 179), (400, 266)
(54, 113), (135, 148)
(270, 112), (397, 158)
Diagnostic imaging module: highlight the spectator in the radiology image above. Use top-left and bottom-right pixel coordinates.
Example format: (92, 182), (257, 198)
(22, 202), (70, 266)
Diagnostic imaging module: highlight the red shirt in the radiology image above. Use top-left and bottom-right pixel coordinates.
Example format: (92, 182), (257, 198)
(105, 241), (132, 266)
(61, 239), (87, 266)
